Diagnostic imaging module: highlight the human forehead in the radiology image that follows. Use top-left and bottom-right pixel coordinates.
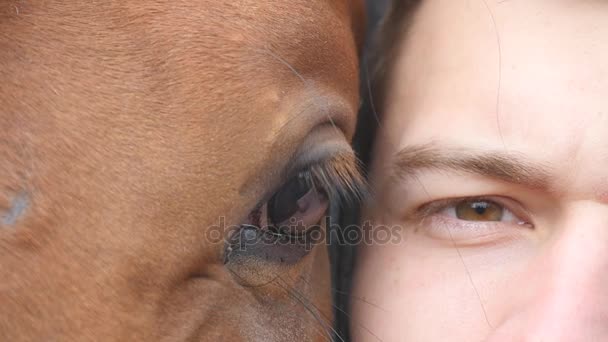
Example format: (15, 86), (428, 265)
(385, 0), (608, 141)
(380, 0), (608, 192)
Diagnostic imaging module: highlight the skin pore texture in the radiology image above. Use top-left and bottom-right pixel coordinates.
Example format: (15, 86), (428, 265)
(352, 0), (608, 341)
(0, 1), (364, 341)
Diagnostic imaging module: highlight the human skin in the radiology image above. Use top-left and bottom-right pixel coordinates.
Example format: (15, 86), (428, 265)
(352, 0), (608, 340)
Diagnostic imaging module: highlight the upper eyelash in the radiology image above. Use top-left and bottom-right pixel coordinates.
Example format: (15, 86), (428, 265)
(244, 152), (367, 229)
(305, 153), (367, 208)
(414, 196), (503, 221)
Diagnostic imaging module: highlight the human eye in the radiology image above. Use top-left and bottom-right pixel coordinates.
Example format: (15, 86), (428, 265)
(411, 196), (534, 244)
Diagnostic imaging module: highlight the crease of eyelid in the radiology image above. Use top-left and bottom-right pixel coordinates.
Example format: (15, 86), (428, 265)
(239, 120), (358, 201)
(390, 143), (554, 192)
(273, 95), (355, 141)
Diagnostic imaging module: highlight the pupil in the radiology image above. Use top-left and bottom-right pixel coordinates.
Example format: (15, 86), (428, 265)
(267, 173), (311, 225)
(472, 202), (487, 215)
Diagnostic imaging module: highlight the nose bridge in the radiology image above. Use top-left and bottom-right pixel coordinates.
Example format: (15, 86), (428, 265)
(520, 203), (608, 339)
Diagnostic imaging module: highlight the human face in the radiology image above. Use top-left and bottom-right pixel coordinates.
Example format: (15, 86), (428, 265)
(352, 0), (608, 340)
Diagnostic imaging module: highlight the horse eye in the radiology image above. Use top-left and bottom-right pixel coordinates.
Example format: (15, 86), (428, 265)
(267, 173), (309, 225)
(267, 172), (328, 235)
(224, 171), (329, 268)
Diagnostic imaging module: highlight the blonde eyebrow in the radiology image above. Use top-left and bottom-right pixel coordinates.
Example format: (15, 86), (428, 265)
(391, 143), (553, 190)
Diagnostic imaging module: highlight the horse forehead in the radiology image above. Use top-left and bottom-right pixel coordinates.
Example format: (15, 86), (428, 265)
(165, 1), (361, 127)
(131, 0), (354, 40)
(111, 1), (360, 107)
(202, 0), (365, 54)
(193, 1), (358, 60)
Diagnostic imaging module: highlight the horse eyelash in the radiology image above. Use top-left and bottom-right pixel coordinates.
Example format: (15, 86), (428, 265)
(304, 153), (368, 208)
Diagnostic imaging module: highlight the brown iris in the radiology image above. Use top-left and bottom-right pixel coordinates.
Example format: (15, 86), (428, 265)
(455, 200), (503, 221)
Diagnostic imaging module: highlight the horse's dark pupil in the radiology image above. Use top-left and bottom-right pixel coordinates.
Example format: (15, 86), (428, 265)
(268, 174), (311, 225)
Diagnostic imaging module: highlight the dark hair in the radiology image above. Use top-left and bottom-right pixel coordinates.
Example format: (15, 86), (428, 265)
(368, 0), (423, 116)
(331, 1), (422, 341)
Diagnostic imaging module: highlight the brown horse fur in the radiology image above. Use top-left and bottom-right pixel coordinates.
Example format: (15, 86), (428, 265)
(0, 1), (365, 340)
